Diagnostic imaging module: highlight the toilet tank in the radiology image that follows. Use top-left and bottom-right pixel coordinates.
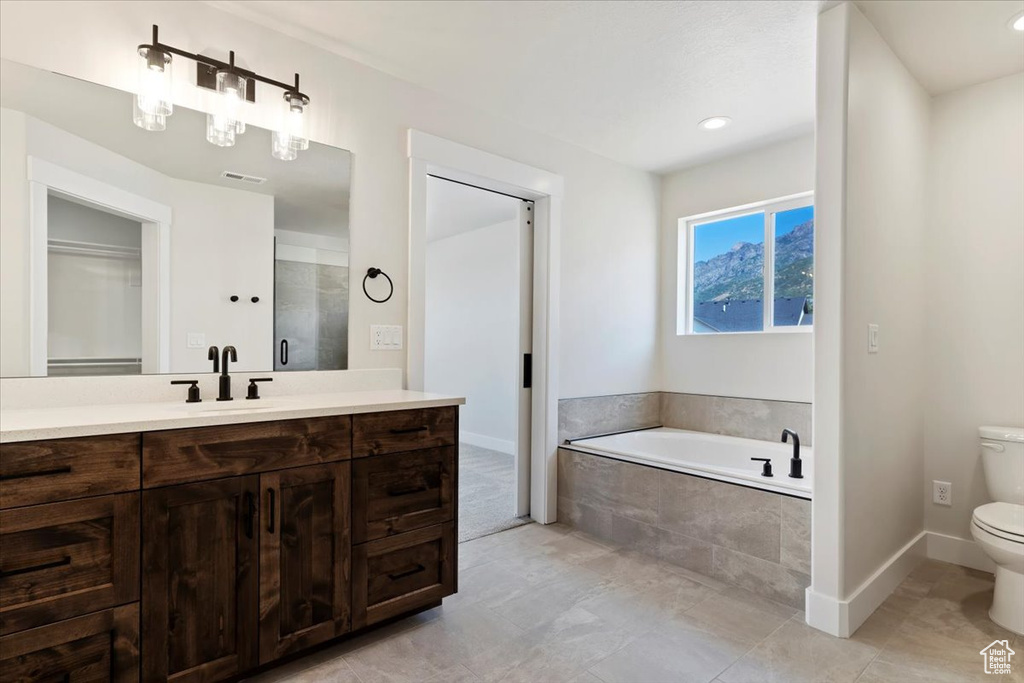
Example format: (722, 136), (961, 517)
(980, 426), (1024, 505)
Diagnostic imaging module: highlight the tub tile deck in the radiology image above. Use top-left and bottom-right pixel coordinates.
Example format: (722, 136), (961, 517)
(248, 523), (1017, 683)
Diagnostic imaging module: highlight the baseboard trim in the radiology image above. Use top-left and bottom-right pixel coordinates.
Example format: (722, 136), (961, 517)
(926, 531), (995, 573)
(459, 431), (515, 455)
(805, 530), (927, 638)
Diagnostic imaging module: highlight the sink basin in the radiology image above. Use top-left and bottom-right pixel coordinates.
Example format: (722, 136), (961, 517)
(181, 400), (280, 413)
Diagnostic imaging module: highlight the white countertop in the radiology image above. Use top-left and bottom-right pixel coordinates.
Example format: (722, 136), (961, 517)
(0, 390), (465, 443)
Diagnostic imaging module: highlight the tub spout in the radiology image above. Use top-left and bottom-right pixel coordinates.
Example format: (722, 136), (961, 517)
(782, 429), (802, 479)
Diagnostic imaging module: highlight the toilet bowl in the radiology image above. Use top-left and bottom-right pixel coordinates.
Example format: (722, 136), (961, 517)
(973, 426), (1024, 636)
(971, 502), (1024, 634)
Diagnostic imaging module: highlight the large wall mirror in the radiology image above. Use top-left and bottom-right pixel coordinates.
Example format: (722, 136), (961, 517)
(0, 59), (352, 378)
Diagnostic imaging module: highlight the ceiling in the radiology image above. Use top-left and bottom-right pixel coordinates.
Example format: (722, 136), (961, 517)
(856, 0), (1024, 95)
(426, 176), (520, 243)
(0, 59), (351, 237)
(213, 0), (818, 173)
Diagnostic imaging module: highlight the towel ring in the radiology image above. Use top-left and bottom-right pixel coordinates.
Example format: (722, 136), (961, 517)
(362, 267), (394, 304)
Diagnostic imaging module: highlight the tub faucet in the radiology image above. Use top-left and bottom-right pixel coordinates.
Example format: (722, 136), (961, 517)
(218, 346), (238, 401)
(782, 429), (802, 479)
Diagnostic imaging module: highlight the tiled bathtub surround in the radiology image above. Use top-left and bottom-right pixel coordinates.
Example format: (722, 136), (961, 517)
(660, 392), (812, 445)
(557, 448), (811, 607)
(557, 392), (661, 445)
(558, 392), (812, 445)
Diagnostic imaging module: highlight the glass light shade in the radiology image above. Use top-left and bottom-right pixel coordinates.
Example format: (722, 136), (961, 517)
(133, 46), (172, 131)
(206, 113), (236, 147)
(206, 70), (248, 146)
(271, 97), (309, 160)
(271, 131), (298, 161)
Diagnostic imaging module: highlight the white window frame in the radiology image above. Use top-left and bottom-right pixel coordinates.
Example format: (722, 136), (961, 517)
(677, 191), (814, 336)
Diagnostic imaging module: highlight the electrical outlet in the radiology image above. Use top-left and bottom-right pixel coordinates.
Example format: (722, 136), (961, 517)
(933, 480), (952, 506)
(370, 325), (403, 350)
(186, 332), (206, 349)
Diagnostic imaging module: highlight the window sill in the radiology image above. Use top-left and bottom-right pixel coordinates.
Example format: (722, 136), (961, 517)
(675, 327), (813, 338)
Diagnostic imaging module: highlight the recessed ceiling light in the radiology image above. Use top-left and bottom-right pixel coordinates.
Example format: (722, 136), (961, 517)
(699, 116), (732, 131)
(1011, 11), (1024, 31)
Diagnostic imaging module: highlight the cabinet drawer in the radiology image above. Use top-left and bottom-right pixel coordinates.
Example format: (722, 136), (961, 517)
(353, 448), (454, 543)
(352, 523), (454, 629)
(0, 493), (140, 635)
(143, 415), (351, 487)
(0, 603), (139, 683)
(352, 408), (457, 458)
(0, 434), (140, 509)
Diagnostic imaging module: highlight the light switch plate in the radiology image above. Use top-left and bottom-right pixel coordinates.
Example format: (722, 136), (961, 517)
(187, 332), (206, 349)
(867, 324), (879, 354)
(370, 325), (403, 350)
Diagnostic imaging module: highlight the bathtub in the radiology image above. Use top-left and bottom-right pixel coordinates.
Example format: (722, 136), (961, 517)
(567, 427), (812, 499)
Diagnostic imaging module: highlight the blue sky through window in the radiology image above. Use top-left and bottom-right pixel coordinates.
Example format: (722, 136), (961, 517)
(693, 212), (764, 263)
(775, 205), (814, 237)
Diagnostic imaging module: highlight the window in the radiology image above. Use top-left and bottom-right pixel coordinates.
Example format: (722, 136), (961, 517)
(679, 194), (813, 334)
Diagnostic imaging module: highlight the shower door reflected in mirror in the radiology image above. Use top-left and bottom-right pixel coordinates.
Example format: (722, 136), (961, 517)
(0, 58), (352, 377)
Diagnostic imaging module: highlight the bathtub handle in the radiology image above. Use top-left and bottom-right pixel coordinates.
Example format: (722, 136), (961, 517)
(980, 442), (1005, 453)
(750, 457), (773, 477)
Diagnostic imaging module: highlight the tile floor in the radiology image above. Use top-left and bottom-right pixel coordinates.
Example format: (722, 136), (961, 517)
(248, 523), (1022, 683)
(459, 443), (530, 542)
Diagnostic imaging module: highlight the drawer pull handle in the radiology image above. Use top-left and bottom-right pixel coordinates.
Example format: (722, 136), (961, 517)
(0, 466), (72, 481)
(267, 488), (276, 534)
(387, 485), (428, 497)
(0, 556), (71, 578)
(389, 426), (429, 435)
(388, 564), (426, 581)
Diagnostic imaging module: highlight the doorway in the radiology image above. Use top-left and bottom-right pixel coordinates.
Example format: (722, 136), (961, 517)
(424, 176), (533, 541)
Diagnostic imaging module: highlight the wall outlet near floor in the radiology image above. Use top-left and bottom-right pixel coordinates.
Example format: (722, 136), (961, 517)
(933, 480), (952, 506)
(370, 325), (403, 350)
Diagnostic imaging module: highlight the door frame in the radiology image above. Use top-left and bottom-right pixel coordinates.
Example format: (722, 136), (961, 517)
(407, 130), (563, 524)
(27, 157), (172, 375)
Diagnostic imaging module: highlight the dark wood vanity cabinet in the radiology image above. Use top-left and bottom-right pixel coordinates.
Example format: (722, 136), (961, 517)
(0, 404), (458, 683)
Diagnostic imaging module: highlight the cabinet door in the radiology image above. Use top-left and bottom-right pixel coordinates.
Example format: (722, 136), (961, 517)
(259, 463), (351, 663)
(142, 477), (259, 683)
(0, 603), (139, 683)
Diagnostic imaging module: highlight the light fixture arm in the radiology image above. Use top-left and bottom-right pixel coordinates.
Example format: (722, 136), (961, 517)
(139, 24), (309, 103)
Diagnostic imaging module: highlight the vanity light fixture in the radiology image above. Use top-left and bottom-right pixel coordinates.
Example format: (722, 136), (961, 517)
(133, 24), (311, 160)
(698, 116), (732, 130)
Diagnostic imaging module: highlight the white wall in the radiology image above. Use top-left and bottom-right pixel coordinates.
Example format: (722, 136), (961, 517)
(425, 219), (519, 453)
(660, 135), (815, 402)
(0, 108), (29, 376)
(924, 72), (1024, 541)
(840, 6), (930, 595)
(0, 110), (274, 375)
(0, 0), (661, 399)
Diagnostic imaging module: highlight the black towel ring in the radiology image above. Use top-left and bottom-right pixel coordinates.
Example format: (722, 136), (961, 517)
(362, 267), (394, 303)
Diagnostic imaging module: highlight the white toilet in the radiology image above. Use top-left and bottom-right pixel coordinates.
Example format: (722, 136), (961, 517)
(971, 425), (1024, 636)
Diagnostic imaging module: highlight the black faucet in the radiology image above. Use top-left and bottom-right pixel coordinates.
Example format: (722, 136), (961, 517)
(207, 346), (220, 373)
(218, 346), (238, 401)
(782, 429), (802, 479)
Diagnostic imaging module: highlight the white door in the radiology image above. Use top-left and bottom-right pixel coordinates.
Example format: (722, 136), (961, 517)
(515, 201), (534, 517)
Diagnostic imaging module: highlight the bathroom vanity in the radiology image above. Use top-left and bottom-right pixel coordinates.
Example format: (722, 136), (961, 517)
(0, 395), (461, 682)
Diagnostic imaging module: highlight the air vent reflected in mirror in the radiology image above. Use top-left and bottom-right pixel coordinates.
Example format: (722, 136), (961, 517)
(221, 171), (267, 185)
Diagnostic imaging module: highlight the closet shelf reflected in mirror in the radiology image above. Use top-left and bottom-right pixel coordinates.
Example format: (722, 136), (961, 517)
(0, 58), (353, 378)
